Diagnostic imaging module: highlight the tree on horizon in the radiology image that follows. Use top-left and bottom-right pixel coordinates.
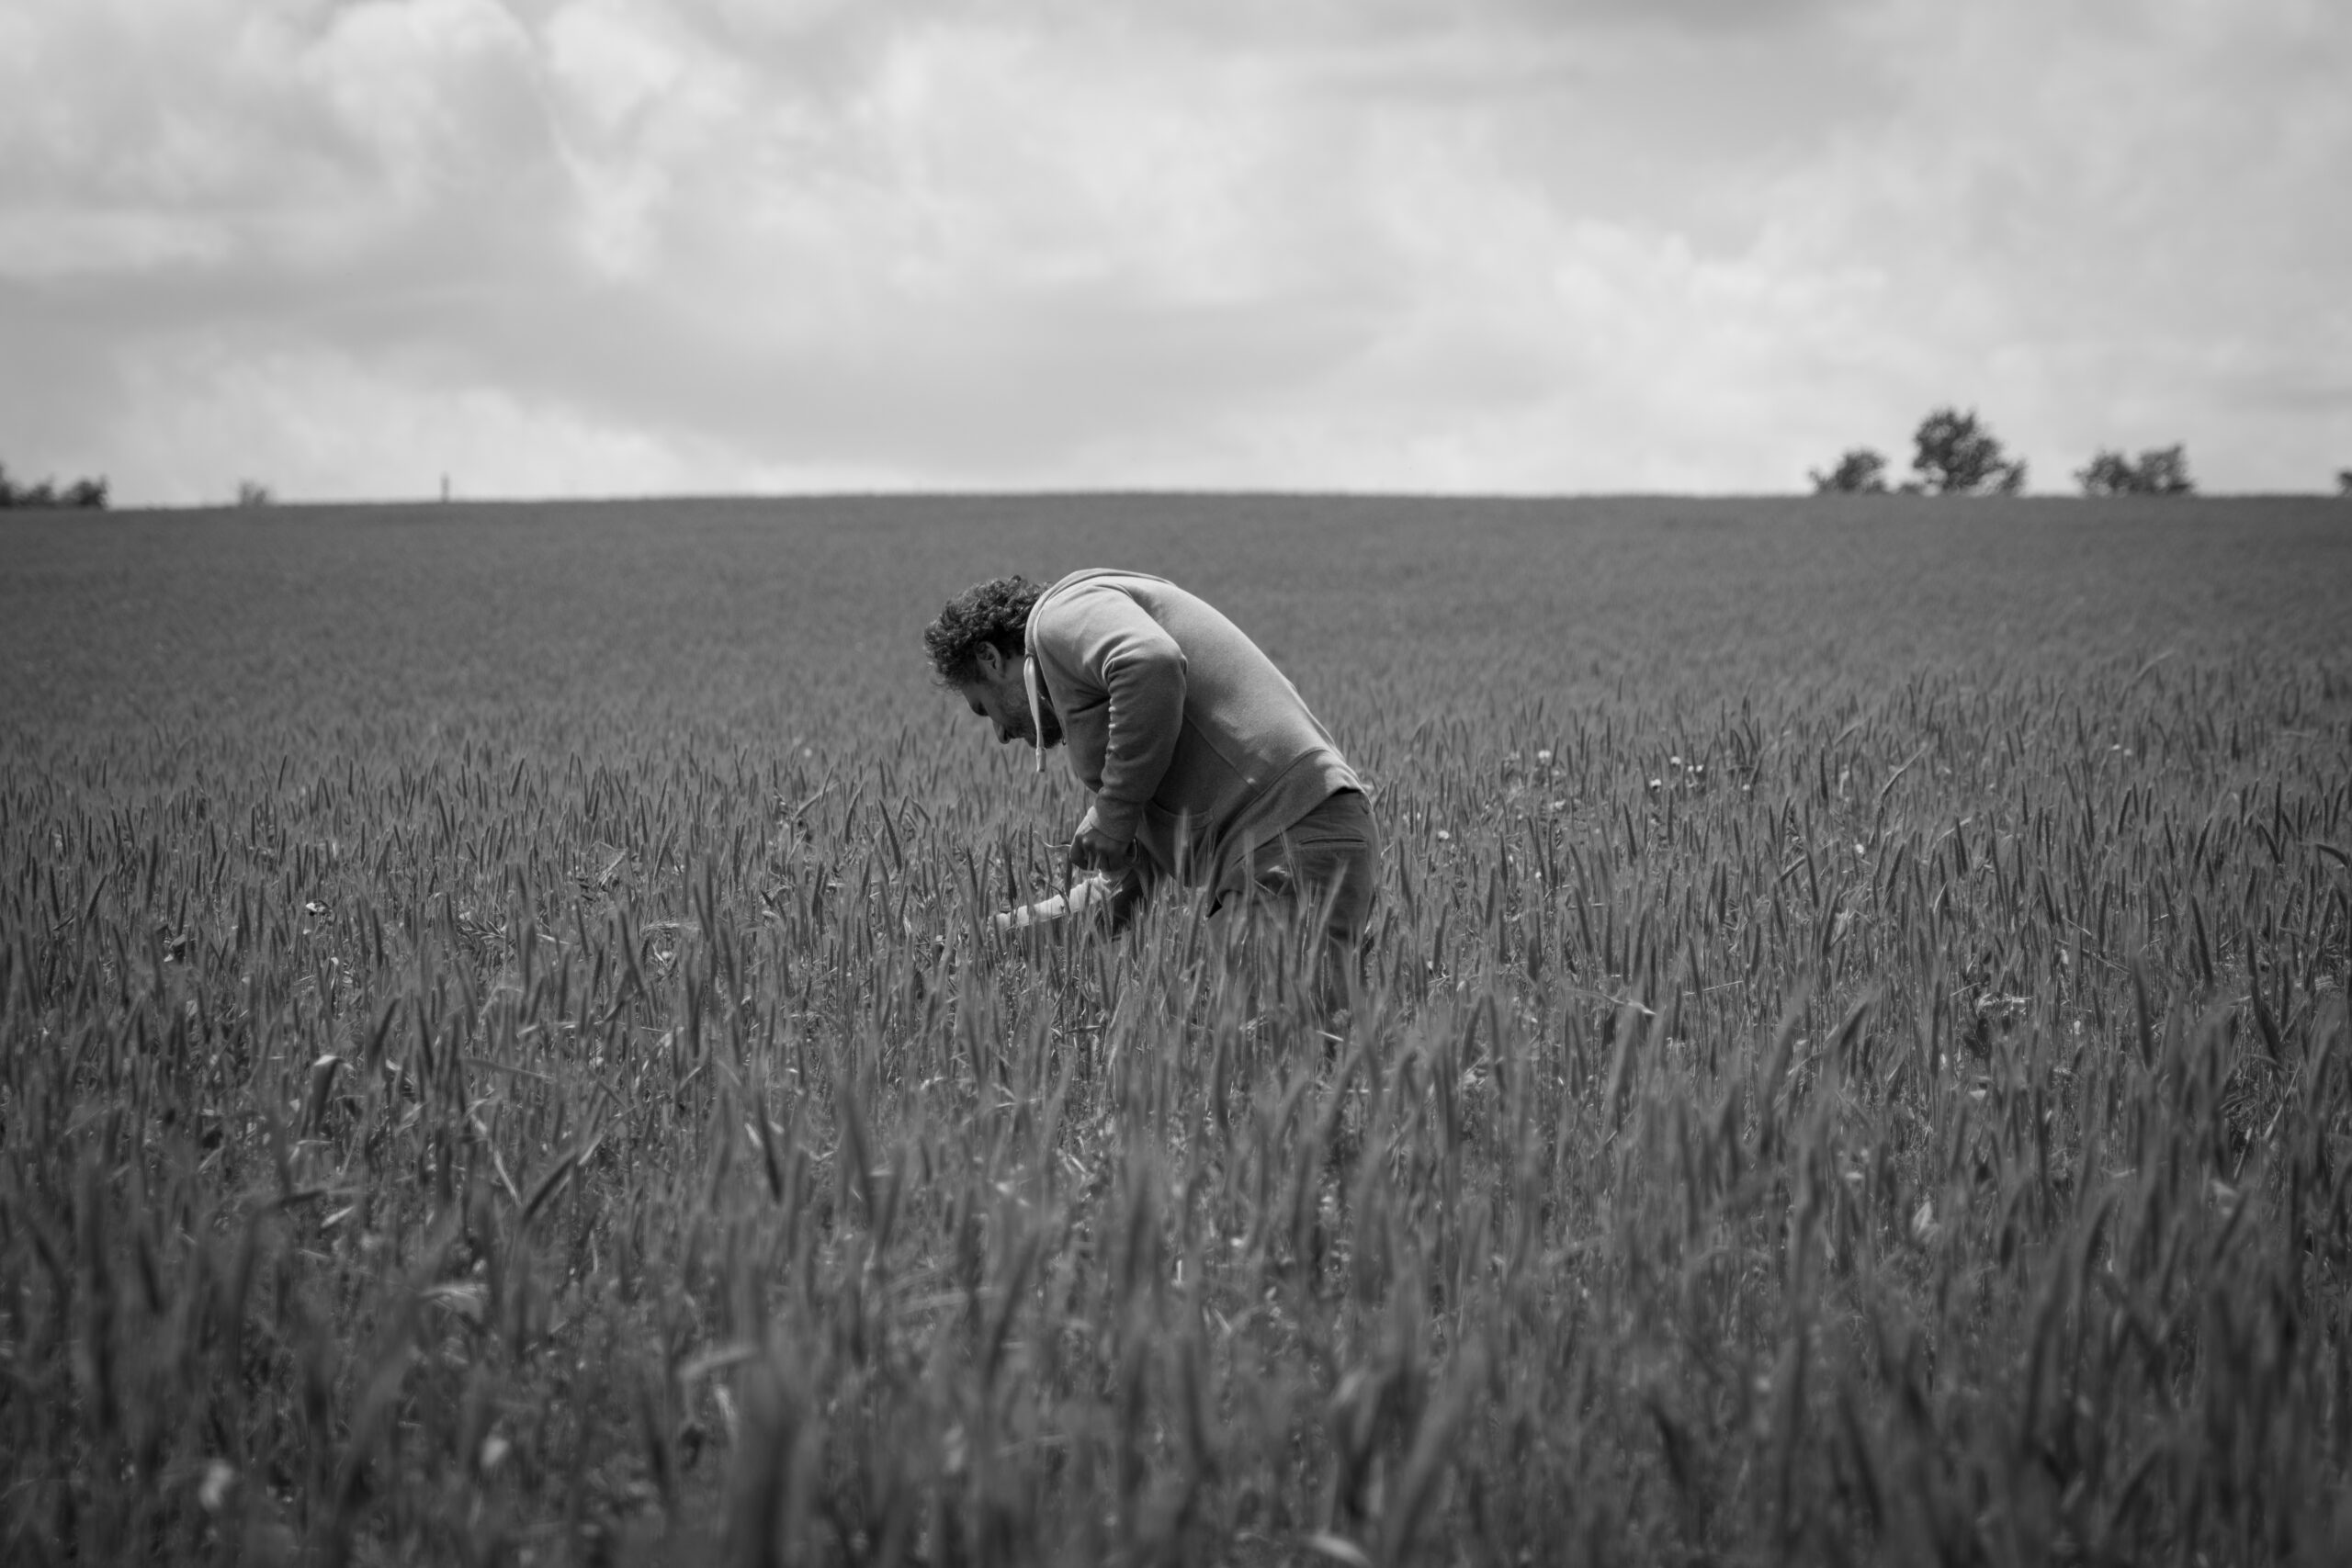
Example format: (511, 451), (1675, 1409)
(1910, 407), (2028, 495)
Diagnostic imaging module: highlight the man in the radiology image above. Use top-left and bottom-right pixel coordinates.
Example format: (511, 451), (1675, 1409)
(922, 570), (1376, 1010)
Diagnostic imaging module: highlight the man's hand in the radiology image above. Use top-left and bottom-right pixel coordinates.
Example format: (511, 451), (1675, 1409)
(1068, 817), (1134, 881)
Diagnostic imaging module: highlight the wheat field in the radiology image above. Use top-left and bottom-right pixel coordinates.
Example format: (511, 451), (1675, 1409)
(3, 495), (2348, 1566)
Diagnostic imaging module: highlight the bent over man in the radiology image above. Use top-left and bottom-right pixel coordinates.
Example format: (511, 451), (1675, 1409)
(923, 570), (1376, 1010)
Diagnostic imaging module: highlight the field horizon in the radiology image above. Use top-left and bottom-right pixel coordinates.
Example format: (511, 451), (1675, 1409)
(75, 486), (2352, 516)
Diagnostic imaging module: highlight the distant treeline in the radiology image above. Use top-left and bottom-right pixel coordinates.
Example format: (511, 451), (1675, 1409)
(0, 462), (108, 509)
(1815, 409), (2352, 498)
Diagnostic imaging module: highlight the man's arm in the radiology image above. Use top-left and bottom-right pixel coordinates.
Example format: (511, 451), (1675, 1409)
(1040, 585), (1187, 864)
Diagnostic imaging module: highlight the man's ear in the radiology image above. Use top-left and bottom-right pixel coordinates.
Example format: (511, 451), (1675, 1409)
(975, 643), (1006, 679)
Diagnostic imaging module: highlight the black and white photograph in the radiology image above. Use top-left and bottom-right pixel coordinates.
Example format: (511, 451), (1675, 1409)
(4, 2), (2348, 1562)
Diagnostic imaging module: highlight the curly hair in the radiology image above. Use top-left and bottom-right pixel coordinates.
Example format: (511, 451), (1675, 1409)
(922, 575), (1045, 684)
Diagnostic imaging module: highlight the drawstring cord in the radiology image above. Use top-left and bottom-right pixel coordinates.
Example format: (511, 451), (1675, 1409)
(1023, 654), (1045, 774)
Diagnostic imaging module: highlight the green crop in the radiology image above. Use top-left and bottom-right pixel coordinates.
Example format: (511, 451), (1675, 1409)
(2, 495), (2347, 1565)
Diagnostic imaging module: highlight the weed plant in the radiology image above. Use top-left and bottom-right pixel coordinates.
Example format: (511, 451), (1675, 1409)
(2, 497), (2349, 1564)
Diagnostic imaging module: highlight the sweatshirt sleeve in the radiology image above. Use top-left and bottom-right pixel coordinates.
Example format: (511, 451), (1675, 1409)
(1039, 585), (1186, 847)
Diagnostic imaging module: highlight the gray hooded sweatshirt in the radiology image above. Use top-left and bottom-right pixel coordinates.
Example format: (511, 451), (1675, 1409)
(1025, 569), (1362, 899)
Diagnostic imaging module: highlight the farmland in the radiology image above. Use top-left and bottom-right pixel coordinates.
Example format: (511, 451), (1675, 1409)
(3, 494), (2349, 1565)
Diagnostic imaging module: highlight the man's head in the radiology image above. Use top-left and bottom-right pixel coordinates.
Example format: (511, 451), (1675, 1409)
(924, 576), (1062, 750)
(923, 576), (1040, 685)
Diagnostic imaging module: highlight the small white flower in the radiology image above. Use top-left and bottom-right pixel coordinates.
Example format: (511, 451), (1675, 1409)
(198, 1461), (236, 1514)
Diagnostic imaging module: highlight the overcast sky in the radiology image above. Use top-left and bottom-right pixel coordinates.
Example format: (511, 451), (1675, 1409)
(3, 0), (2346, 505)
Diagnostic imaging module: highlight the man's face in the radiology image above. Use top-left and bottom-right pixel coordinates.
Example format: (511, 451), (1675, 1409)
(956, 671), (1029, 748)
(956, 643), (1058, 750)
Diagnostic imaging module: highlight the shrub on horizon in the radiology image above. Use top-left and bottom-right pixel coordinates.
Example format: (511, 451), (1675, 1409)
(1808, 447), (1892, 494)
(2077, 444), (2196, 497)
(0, 461), (108, 509)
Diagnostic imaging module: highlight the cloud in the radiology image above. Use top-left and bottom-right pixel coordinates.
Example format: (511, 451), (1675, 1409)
(1756, 0), (2352, 487)
(0, 0), (2345, 500)
(116, 342), (729, 503)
